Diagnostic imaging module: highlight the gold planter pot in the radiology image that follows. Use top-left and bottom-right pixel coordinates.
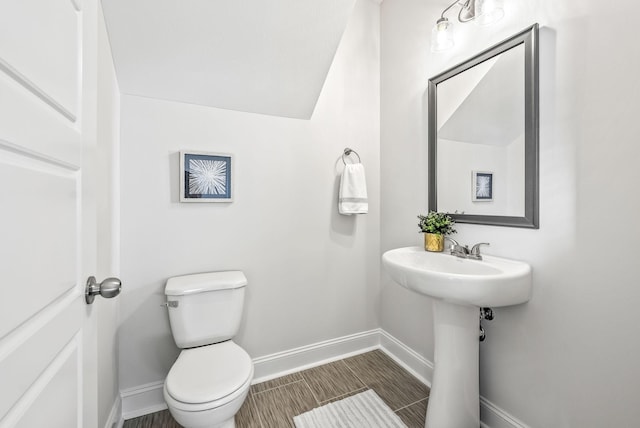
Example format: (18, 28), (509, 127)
(424, 233), (445, 252)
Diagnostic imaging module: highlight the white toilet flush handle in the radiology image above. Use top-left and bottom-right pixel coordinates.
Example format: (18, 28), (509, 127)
(161, 301), (179, 308)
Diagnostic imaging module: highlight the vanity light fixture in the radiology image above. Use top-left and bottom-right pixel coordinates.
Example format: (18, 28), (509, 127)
(431, 0), (504, 52)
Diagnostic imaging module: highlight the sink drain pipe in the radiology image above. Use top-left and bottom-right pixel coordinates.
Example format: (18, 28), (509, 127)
(479, 307), (494, 341)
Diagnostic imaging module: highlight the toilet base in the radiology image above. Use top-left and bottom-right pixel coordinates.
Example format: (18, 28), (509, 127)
(216, 419), (235, 428)
(167, 407), (237, 428)
(164, 381), (249, 428)
(167, 412), (234, 428)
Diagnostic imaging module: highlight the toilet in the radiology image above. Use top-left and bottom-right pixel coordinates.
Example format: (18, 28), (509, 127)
(163, 271), (254, 428)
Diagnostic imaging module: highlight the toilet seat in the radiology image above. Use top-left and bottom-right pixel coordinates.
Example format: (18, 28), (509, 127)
(165, 340), (253, 411)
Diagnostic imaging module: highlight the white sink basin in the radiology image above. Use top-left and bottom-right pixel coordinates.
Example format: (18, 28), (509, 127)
(382, 246), (532, 307)
(382, 246), (532, 428)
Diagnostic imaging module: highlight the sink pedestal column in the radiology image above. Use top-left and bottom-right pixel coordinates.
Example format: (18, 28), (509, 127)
(426, 300), (479, 428)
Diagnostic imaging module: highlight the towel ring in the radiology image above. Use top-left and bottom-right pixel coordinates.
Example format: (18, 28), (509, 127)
(342, 148), (361, 165)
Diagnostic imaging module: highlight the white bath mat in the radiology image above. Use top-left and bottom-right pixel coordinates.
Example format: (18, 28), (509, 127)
(293, 389), (408, 428)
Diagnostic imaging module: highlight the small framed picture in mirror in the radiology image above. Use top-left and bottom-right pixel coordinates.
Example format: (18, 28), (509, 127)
(472, 171), (493, 202)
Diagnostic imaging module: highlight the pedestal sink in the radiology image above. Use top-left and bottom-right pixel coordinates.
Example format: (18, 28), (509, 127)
(382, 246), (532, 428)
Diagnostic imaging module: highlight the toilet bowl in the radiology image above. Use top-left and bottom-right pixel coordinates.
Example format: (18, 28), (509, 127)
(164, 341), (253, 428)
(163, 272), (253, 428)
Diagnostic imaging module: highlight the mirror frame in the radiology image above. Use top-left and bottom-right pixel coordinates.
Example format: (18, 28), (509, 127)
(428, 24), (539, 228)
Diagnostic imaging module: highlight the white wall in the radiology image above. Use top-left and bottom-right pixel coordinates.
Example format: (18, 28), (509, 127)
(97, 4), (121, 427)
(381, 0), (640, 426)
(437, 137), (524, 216)
(118, 0), (380, 391)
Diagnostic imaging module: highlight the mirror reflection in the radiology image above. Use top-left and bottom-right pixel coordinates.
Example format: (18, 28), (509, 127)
(437, 44), (524, 217)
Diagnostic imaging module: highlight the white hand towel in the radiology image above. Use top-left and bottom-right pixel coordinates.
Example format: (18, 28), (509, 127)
(339, 163), (368, 215)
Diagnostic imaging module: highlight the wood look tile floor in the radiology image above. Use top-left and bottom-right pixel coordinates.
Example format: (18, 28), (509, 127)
(123, 350), (430, 428)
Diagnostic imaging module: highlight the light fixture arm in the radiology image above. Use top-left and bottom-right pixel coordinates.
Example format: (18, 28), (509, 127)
(438, 0), (479, 23)
(439, 0), (464, 21)
(457, 0), (476, 23)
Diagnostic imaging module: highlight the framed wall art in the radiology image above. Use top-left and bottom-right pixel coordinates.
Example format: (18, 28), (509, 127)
(180, 151), (233, 202)
(472, 171), (493, 202)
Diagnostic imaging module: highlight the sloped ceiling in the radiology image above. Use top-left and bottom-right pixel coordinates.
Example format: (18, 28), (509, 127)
(439, 45), (524, 146)
(101, 0), (356, 119)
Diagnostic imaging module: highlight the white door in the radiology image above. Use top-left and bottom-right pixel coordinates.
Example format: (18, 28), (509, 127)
(0, 0), (103, 427)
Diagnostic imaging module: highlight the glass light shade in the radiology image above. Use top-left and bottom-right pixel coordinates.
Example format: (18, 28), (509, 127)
(474, 0), (504, 26)
(431, 19), (454, 52)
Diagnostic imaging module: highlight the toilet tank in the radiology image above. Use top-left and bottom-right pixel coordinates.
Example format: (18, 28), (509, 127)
(165, 271), (247, 349)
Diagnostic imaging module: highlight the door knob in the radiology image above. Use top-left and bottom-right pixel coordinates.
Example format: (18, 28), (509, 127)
(85, 276), (122, 304)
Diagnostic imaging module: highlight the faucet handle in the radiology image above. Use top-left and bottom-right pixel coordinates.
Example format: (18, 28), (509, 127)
(445, 237), (460, 253)
(445, 237), (459, 247)
(470, 242), (490, 259)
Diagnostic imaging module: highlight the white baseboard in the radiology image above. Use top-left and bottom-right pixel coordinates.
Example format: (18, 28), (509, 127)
(480, 396), (530, 428)
(119, 328), (525, 428)
(252, 329), (380, 383)
(378, 329), (433, 387)
(120, 380), (167, 421)
(104, 395), (122, 428)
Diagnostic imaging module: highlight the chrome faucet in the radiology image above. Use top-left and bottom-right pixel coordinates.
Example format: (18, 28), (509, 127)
(445, 237), (469, 258)
(445, 238), (490, 260)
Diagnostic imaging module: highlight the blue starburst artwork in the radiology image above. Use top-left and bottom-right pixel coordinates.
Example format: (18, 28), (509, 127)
(180, 152), (233, 202)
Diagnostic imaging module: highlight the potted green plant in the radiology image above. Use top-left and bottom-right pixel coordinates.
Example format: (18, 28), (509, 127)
(418, 211), (456, 252)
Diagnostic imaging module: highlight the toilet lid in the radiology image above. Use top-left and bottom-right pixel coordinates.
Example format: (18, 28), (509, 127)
(166, 341), (253, 404)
